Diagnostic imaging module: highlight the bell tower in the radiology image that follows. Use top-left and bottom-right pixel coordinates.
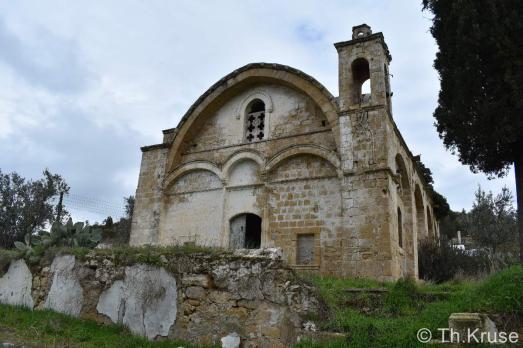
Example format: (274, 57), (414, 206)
(335, 24), (392, 114)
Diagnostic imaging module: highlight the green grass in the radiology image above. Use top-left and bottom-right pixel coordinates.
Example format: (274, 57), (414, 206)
(296, 266), (523, 348)
(0, 304), (213, 348)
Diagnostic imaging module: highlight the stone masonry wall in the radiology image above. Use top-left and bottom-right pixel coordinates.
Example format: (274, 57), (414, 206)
(267, 155), (342, 274)
(130, 147), (168, 246)
(0, 249), (322, 348)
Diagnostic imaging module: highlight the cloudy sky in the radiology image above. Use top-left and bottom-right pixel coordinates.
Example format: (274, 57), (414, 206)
(0, 0), (516, 222)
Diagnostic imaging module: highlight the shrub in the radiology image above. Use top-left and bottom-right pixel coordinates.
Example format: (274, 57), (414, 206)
(418, 239), (491, 283)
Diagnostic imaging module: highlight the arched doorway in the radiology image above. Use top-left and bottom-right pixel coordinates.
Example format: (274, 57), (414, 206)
(229, 213), (261, 249)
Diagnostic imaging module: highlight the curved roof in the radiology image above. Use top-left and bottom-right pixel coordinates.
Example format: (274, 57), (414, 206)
(165, 63), (341, 171)
(175, 62), (338, 131)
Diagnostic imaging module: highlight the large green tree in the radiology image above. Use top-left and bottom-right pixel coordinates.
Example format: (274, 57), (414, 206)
(0, 169), (69, 248)
(422, 0), (523, 261)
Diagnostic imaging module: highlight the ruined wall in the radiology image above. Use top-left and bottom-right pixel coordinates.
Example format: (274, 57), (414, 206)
(0, 250), (322, 348)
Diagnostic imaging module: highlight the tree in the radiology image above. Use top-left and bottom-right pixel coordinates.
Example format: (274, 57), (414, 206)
(422, 0), (523, 261)
(466, 186), (517, 254)
(417, 160), (434, 187)
(124, 195), (135, 220)
(0, 169), (69, 248)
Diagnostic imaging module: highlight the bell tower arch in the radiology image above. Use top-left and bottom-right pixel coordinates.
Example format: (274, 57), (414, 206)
(335, 24), (392, 113)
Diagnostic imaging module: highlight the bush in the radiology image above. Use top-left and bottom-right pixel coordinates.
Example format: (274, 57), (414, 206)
(418, 239), (491, 283)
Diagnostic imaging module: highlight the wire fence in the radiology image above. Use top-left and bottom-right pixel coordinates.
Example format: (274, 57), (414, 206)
(50, 193), (126, 222)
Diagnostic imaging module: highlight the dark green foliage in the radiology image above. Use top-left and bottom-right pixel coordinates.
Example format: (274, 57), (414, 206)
(418, 238), (492, 283)
(422, 0), (523, 261)
(103, 216), (114, 227)
(96, 217), (131, 246)
(33, 218), (102, 249)
(95, 196), (135, 246)
(437, 211), (464, 240)
(431, 190), (450, 221)
(422, 0), (523, 176)
(124, 195), (135, 219)
(0, 169), (69, 248)
(465, 186), (517, 253)
(415, 161), (454, 230)
(416, 160), (434, 187)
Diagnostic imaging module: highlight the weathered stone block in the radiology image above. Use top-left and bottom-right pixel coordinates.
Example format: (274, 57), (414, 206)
(182, 274), (210, 288)
(96, 264), (177, 340)
(448, 313), (498, 342)
(44, 255), (83, 317)
(0, 259), (34, 309)
(185, 286), (205, 300)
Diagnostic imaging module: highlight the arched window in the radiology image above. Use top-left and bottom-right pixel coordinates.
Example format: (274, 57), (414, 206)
(397, 207), (403, 248)
(351, 58), (371, 105)
(245, 99), (265, 142)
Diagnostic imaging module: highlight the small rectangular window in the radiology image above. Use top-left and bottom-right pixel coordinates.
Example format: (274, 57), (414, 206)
(297, 234), (315, 265)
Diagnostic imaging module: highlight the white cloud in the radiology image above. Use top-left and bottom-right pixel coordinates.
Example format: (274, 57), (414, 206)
(0, 0), (516, 219)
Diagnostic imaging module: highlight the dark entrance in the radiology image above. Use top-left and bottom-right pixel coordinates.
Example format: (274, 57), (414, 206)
(229, 213), (261, 249)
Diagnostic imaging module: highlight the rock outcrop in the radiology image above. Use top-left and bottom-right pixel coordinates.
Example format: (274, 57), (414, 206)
(97, 264), (177, 339)
(0, 259), (33, 308)
(44, 255), (84, 317)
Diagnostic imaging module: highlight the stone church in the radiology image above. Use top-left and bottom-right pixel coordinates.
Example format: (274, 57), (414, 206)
(130, 24), (438, 281)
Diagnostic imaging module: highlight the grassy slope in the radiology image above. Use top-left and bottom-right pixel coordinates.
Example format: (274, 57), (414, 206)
(297, 266), (523, 348)
(0, 305), (213, 348)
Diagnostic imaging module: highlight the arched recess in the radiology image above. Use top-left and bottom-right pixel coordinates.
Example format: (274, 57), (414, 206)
(164, 160), (222, 190)
(395, 154), (414, 276)
(166, 63), (340, 171)
(350, 57), (371, 105)
(266, 144), (341, 174)
(426, 207), (434, 239)
(223, 150), (265, 181)
(159, 165), (224, 246)
(395, 154), (411, 192)
(414, 184), (427, 239)
(228, 159), (261, 187)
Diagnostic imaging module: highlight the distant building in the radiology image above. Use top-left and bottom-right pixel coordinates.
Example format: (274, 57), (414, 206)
(130, 24), (438, 281)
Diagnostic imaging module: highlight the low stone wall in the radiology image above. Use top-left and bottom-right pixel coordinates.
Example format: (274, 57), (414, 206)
(0, 248), (322, 347)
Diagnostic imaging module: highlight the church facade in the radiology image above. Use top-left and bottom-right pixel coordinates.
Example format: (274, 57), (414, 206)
(130, 25), (438, 281)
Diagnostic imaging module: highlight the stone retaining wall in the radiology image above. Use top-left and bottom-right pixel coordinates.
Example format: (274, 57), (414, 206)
(0, 248), (322, 348)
